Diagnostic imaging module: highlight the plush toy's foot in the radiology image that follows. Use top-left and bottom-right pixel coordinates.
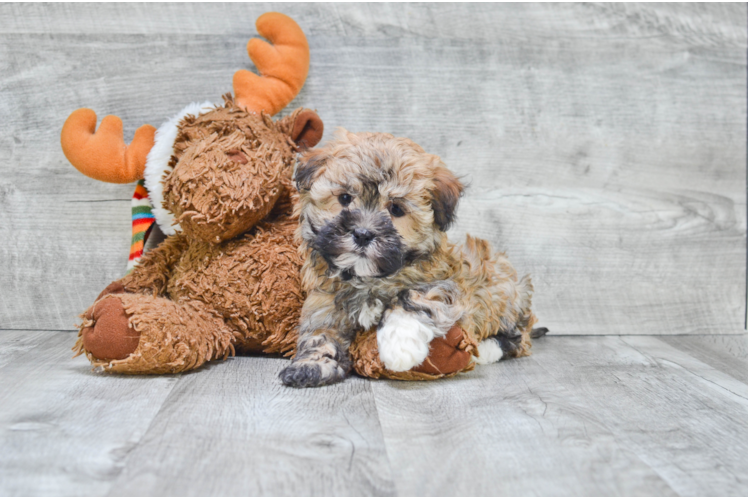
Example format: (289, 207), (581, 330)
(413, 326), (475, 376)
(81, 296), (141, 360)
(350, 325), (477, 381)
(75, 292), (236, 374)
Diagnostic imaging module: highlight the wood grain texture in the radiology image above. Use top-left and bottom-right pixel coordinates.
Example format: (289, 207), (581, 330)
(541, 336), (748, 496)
(3, 333), (748, 495)
(660, 334), (748, 385)
(371, 335), (748, 496)
(0, 3), (744, 333)
(0, 3), (744, 44)
(370, 340), (677, 496)
(0, 330), (179, 496)
(0, 329), (52, 370)
(109, 356), (395, 496)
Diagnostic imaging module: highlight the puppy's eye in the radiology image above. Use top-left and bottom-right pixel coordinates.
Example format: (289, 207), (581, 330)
(338, 193), (353, 207)
(389, 203), (405, 218)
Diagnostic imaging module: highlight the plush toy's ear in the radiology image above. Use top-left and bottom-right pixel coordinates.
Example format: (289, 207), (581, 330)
(431, 165), (464, 231)
(294, 149), (327, 192)
(290, 109), (324, 149)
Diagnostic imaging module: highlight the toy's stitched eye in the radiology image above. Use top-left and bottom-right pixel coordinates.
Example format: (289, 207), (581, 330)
(338, 193), (353, 207)
(389, 203), (405, 218)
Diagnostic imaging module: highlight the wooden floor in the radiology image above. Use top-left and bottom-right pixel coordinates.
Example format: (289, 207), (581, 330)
(1, 3), (747, 496)
(0, 331), (745, 496)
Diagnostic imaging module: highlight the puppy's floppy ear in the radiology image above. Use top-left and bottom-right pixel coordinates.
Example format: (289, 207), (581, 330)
(430, 165), (464, 231)
(294, 149), (326, 191)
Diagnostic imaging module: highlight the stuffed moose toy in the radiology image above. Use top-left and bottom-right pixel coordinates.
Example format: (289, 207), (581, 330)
(61, 12), (478, 380)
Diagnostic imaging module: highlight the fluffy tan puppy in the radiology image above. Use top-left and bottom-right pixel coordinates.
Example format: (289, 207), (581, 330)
(280, 130), (543, 387)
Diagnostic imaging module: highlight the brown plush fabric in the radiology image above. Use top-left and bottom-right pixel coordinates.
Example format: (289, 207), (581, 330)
(75, 293), (236, 374)
(120, 234), (189, 297)
(80, 296), (141, 360)
(290, 109), (324, 149)
(350, 325), (477, 381)
(411, 325), (477, 376)
(164, 99), (297, 244)
(157, 214), (303, 356)
(63, 13), (326, 376)
(94, 281), (125, 302)
(74, 102), (317, 374)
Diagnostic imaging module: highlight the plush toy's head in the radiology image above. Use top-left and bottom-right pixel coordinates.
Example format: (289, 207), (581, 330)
(60, 12), (323, 244)
(157, 100), (322, 243)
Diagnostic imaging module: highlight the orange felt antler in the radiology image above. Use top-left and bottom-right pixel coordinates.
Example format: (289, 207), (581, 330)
(233, 12), (310, 116)
(60, 108), (156, 184)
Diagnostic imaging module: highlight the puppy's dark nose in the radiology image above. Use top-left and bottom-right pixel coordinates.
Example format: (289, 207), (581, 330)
(353, 228), (375, 247)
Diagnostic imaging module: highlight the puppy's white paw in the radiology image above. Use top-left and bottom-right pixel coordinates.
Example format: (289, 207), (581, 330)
(358, 298), (384, 330)
(377, 308), (436, 372)
(473, 337), (504, 365)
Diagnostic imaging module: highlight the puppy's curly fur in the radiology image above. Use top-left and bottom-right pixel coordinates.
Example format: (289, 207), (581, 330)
(280, 130), (539, 387)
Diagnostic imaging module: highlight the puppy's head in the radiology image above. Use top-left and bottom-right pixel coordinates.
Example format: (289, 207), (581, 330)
(295, 129), (463, 279)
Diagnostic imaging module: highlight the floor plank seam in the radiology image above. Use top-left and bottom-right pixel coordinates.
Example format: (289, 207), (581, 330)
(0, 328), (77, 332)
(103, 373), (184, 496)
(364, 380), (400, 496)
(527, 341), (683, 495)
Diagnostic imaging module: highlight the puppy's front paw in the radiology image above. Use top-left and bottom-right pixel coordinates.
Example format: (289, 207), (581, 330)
(279, 359), (346, 388)
(377, 308), (437, 372)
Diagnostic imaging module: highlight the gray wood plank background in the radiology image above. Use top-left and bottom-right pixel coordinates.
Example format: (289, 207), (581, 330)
(0, 3), (744, 334)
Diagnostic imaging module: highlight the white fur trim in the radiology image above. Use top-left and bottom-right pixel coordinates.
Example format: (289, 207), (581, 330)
(474, 337), (504, 365)
(144, 101), (214, 235)
(377, 308), (438, 372)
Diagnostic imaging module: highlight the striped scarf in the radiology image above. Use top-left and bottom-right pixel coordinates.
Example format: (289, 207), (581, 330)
(128, 180), (156, 271)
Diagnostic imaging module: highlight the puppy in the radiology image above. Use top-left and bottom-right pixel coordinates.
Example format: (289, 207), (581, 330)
(280, 130), (543, 387)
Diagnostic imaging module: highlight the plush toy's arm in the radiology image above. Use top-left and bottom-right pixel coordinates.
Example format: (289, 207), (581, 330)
(119, 233), (188, 296)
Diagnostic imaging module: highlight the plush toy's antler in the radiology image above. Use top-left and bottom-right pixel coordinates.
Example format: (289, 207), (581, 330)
(60, 109), (156, 184)
(233, 12), (310, 116)
(61, 12), (305, 182)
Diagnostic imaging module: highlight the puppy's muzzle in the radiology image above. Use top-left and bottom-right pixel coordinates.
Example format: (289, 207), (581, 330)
(352, 228), (375, 248)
